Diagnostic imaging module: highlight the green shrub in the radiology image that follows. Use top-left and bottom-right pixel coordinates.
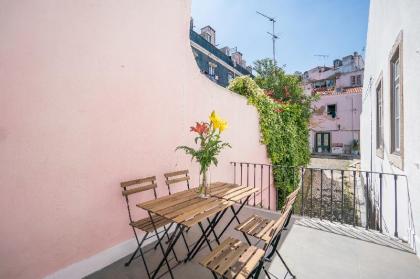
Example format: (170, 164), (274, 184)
(228, 62), (313, 207)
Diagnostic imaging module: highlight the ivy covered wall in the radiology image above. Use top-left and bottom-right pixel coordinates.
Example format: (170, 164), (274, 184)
(228, 60), (315, 206)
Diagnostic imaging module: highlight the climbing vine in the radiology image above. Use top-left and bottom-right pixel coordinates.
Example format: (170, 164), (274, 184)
(228, 60), (315, 206)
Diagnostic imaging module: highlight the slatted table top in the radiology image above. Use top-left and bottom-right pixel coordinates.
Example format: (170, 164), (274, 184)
(137, 182), (258, 228)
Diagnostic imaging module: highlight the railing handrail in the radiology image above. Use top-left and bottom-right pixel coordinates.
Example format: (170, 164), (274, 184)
(230, 160), (415, 249)
(229, 161), (407, 177)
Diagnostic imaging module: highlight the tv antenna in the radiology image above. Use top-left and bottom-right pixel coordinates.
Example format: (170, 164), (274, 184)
(314, 54), (329, 66)
(257, 11), (278, 64)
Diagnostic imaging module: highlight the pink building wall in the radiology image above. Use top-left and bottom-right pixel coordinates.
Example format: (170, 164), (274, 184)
(310, 93), (362, 152)
(0, 1), (270, 278)
(335, 70), (364, 88)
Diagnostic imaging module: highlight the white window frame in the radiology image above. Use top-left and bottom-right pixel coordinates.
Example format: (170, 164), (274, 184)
(391, 57), (400, 152)
(376, 74), (384, 158)
(208, 62), (216, 77)
(227, 72), (233, 83)
(388, 30), (404, 169)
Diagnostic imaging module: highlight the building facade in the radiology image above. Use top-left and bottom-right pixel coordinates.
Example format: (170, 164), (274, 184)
(303, 53), (364, 155)
(190, 22), (252, 87)
(361, 0), (420, 255)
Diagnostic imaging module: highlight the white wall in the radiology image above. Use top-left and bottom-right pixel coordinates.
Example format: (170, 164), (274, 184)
(361, 0), (420, 254)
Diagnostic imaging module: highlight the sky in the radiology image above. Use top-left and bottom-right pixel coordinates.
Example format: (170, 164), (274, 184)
(191, 0), (370, 73)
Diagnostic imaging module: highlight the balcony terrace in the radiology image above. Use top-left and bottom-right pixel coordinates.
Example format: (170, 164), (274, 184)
(86, 206), (420, 279)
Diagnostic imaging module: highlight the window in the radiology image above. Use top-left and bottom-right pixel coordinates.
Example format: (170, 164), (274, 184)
(356, 75), (362, 85)
(327, 104), (337, 118)
(326, 79), (335, 88)
(376, 77), (384, 154)
(208, 62), (216, 77)
(227, 72), (233, 83)
(351, 76), (356, 86)
(388, 30), (403, 169)
(391, 51), (401, 153)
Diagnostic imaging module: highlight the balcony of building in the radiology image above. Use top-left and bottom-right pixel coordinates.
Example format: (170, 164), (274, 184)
(85, 163), (420, 279)
(86, 207), (419, 279)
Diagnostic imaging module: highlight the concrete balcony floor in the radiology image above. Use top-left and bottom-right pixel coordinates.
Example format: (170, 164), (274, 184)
(86, 207), (420, 279)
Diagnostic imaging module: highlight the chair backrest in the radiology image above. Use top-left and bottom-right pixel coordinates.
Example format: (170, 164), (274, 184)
(263, 187), (300, 248)
(281, 187), (301, 213)
(164, 170), (190, 195)
(261, 204), (293, 245)
(120, 176), (157, 222)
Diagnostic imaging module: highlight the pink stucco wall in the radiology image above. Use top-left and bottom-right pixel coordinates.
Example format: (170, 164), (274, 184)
(0, 1), (270, 278)
(310, 93), (362, 151)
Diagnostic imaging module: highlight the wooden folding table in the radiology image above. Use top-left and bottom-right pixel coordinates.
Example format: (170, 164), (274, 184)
(137, 182), (258, 279)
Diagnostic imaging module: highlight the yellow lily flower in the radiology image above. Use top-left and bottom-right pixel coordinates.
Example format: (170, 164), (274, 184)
(209, 111), (228, 132)
(219, 119), (228, 132)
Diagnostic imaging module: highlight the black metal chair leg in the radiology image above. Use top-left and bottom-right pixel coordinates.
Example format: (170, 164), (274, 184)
(124, 246), (140, 267)
(262, 266), (272, 279)
(153, 223), (173, 250)
(125, 231), (148, 267)
(251, 260), (265, 279)
(242, 232), (252, 246)
(164, 223), (174, 242)
(180, 230), (190, 254)
(211, 271), (218, 279)
(284, 209), (293, 228)
(198, 222), (213, 251)
(266, 234), (281, 260)
(186, 210), (225, 261)
(139, 245), (152, 279)
(148, 212), (175, 279)
(275, 250), (296, 278)
(150, 223), (180, 263)
(153, 225), (185, 279)
(217, 196), (250, 240)
(206, 217), (220, 244)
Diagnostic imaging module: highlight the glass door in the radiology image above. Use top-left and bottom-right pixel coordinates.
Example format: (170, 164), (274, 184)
(315, 132), (331, 153)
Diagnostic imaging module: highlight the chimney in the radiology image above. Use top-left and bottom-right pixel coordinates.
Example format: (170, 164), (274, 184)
(220, 47), (230, 56)
(231, 51), (243, 66)
(200, 25), (216, 45)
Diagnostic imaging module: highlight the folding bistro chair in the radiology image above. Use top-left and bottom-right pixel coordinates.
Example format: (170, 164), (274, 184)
(121, 176), (174, 278)
(163, 170), (194, 248)
(199, 188), (300, 279)
(281, 187), (300, 229)
(232, 187), (301, 278)
(163, 170), (190, 194)
(199, 204), (294, 279)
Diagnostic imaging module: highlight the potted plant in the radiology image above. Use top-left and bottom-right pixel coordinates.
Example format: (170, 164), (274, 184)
(176, 111), (231, 197)
(352, 139), (360, 155)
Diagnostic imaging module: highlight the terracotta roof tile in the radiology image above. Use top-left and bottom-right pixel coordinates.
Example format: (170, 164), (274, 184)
(343, 87), (363, 94)
(312, 86), (362, 96)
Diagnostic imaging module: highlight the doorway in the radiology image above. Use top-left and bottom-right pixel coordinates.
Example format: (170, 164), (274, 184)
(315, 132), (331, 153)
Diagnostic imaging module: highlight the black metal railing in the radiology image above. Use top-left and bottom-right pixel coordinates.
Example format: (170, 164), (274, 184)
(230, 161), (409, 239)
(230, 162), (273, 210)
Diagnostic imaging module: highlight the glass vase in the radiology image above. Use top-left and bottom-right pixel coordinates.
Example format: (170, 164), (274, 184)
(198, 167), (210, 198)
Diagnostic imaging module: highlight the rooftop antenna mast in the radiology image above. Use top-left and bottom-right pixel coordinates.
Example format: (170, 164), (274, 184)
(257, 11), (278, 64)
(314, 54), (329, 66)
